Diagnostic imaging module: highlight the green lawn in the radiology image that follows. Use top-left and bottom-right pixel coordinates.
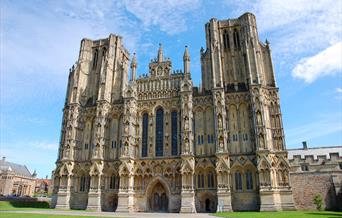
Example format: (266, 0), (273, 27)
(0, 213), (102, 218)
(215, 211), (342, 218)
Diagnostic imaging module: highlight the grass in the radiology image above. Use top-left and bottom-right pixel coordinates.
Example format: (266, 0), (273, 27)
(0, 201), (51, 211)
(0, 213), (102, 218)
(215, 211), (342, 218)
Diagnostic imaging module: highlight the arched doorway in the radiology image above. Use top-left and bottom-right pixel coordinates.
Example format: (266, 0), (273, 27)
(149, 182), (168, 212)
(205, 199), (210, 212)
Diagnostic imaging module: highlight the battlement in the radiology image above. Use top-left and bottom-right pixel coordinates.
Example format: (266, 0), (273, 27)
(288, 144), (342, 173)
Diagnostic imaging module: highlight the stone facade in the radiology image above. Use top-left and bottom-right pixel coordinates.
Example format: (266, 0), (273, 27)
(0, 157), (36, 197)
(52, 13), (296, 212)
(288, 144), (342, 211)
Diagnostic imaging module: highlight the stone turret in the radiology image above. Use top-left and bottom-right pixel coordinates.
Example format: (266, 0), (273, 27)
(131, 52), (137, 81)
(183, 46), (190, 74)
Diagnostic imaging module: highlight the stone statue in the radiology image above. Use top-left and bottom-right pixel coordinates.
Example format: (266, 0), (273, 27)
(218, 115), (223, 129)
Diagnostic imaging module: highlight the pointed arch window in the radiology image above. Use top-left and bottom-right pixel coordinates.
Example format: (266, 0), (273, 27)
(233, 29), (240, 50)
(110, 175), (119, 189)
(246, 171), (253, 190)
(207, 172), (215, 188)
(197, 174), (204, 188)
(93, 49), (98, 69)
(80, 175), (90, 192)
(142, 113), (148, 157)
(80, 176), (86, 192)
(223, 30), (230, 50)
(235, 171), (242, 190)
(155, 108), (164, 157)
(171, 111), (178, 156)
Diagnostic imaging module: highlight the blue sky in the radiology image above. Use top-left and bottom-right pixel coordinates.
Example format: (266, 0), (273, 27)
(1, 0), (341, 178)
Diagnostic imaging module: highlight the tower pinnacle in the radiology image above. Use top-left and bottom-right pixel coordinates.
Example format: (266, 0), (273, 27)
(157, 43), (163, 63)
(130, 52), (137, 81)
(183, 45), (190, 61)
(183, 45), (190, 74)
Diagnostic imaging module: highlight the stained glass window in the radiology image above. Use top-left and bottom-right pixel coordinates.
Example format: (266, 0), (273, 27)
(155, 108), (164, 157)
(142, 113), (148, 157)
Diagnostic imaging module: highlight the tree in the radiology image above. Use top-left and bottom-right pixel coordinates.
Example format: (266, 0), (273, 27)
(313, 194), (324, 211)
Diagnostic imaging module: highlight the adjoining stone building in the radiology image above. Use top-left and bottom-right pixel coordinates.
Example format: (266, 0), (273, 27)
(288, 143), (342, 211)
(0, 157), (36, 197)
(52, 13), (296, 212)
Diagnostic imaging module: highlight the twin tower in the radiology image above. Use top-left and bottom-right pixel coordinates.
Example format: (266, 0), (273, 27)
(52, 13), (295, 212)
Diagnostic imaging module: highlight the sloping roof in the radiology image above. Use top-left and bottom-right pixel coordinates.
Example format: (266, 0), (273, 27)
(0, 159), (33, 177)
(287, 146), (342, 160)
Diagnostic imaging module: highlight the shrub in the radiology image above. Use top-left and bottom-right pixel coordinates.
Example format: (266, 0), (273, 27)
(313, 194), (324, 211)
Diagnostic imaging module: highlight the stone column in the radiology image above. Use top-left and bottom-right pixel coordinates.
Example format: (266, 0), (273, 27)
(212, 88), (232, 212)
(251, 87), (295, 211)
(86, 160), (105, 211)
(86, 101), (109, 211)
(55, 104), (79, 209)
(55, 174), (72, 209)
(179, 78), (196, 213)
(116, 160), (135, 212)
(116, 84), (137, 212)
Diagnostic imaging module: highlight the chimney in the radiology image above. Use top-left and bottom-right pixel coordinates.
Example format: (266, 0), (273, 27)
(2, 157), (5, 161)
(302, 141), (308, 150)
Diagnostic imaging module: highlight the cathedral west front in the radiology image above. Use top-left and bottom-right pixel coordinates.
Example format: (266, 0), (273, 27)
(52, 13), (296, 212)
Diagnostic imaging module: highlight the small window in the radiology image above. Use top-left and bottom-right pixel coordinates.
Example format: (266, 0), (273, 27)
(84, 144), (88, 150)
(301, 164), (309, 171)
(339, 163), (342, 170)
(201, 135), (204, 144)
(198, 135), (201, 145)
(111, 141), (114, 149)
(197, 174), (204, 188)
(207, 135), (210, 143)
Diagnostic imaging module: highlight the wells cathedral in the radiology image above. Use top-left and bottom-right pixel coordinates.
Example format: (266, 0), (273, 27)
(52, 13), (297, 212)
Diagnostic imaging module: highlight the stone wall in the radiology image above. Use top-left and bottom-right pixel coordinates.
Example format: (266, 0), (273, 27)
(290, 172), (341, 211)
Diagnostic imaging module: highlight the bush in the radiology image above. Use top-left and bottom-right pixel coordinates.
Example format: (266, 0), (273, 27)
(313, 194), (324, 211)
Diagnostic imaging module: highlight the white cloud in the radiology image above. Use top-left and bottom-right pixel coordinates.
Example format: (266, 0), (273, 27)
(123, 0), (202, 35)
(292, 42), (342, 83)
(246, 0), (341, 52)
(336, 87), (342, 100)
(31, 141), (59, 151)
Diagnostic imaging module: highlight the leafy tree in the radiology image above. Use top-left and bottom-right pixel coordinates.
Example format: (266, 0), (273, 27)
(313, 194), (324, 211)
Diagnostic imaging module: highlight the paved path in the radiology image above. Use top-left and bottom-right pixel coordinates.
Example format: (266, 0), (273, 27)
(1, 210), (217, 218)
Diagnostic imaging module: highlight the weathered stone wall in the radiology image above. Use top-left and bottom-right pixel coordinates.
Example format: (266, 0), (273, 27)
(290, 172), (341, 211)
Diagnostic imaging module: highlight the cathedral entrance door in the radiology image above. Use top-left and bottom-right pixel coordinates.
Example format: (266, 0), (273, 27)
(205, 199), (210, 212)
(150, 182), (168, 212)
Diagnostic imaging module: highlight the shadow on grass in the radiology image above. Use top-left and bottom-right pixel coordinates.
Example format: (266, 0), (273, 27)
(305, 212), (342, 217)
